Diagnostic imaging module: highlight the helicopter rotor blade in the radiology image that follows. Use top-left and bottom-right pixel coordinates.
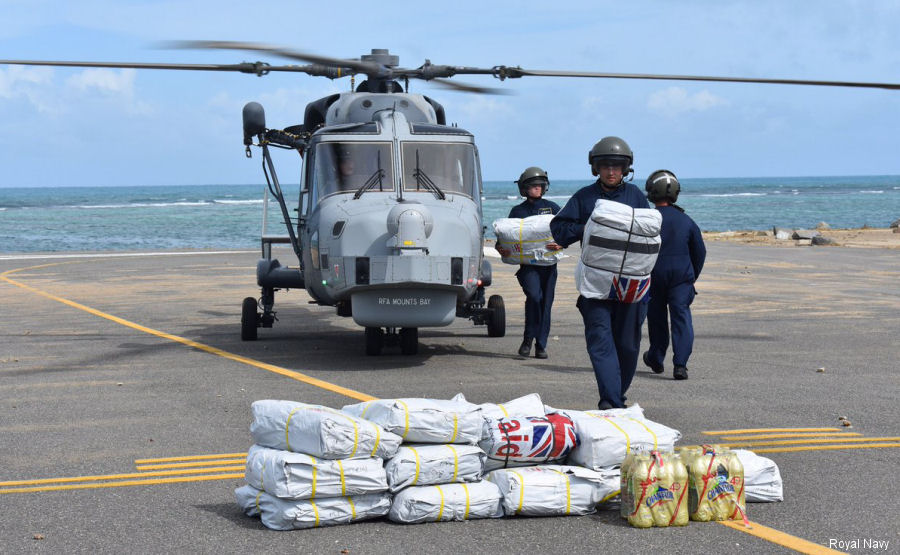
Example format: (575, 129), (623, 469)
(0, 59), (280, 75)
(166, 40), (382, 77)
(497, 67), (900, 91)
(427, 77), (512, 95)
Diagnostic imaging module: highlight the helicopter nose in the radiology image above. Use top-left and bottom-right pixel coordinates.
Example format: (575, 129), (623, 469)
(386, 201), (433, 253)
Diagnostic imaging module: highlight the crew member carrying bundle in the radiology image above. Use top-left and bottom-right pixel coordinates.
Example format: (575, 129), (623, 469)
(550, 137), (651, 410)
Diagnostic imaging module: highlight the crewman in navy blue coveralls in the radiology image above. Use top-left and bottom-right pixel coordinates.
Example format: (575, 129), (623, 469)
(641, 170), (706, 381)
(501, 166), (562, 359)
(550, 137), (650, 410)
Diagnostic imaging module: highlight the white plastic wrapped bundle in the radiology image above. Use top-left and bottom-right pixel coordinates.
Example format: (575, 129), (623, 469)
(561, 409), (681, 470)
(388, 481), (504, 523)
(249, 400), (401, 459)
(576, 200), (661, 302)
(480, 413), (578, 471)
(452, 392), (545, 420)
(732, 449), (784, 502)
(342, 398), (483, 444)
(543, 402), (646, 419)
(486, 465), (619, 516)
(235, 485), (391, 530)
(385, 444), (486, 493)
(493, 215), (566, 266)
(244, 444), (388, 500)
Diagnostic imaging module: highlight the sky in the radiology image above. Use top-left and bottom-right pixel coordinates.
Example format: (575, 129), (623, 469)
(1, 0), (899, 187)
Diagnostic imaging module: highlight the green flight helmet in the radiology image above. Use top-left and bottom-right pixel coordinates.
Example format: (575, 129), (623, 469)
(515, 166), (550, 196)
(589, 136), (633, 177)
(645, 169), (681, 203)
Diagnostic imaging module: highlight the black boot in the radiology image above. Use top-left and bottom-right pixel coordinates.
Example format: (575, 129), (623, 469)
(643, 351), (664, 374)
(534, 346), (548, 359)
(673, 365), (689, 380)
(518, 338), (532, 357)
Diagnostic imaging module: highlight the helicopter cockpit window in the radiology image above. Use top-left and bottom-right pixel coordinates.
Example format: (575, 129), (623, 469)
(401, 142), (477, 198)
(313, 142), (394, 199)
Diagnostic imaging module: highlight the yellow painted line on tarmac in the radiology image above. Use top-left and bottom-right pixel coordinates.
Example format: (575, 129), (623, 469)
(718, 432), (862, 440)
(0, 466), (245, 490)
(135, 459), (246, 471)
(719, 520), (845, 555)
(752, 443), (900, 454)
(0, 473), (245, 495)
(723, 437), (900, 448)
(703, 427), (841, 435)
(1, 264), (375, 402)
(135, 453), (247, 464)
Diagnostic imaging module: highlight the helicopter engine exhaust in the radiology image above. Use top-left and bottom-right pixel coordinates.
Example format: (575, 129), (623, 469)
(386, 200), (433, 255)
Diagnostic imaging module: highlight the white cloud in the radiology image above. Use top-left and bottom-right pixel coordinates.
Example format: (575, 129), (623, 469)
(65, 68), (136, 95)
(646, 86), (728, 117)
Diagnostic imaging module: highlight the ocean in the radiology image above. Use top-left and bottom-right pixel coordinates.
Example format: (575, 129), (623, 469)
(1, 176), (898, 253)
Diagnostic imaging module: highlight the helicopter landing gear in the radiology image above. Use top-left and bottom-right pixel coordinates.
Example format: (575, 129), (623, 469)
(365, 326), (384, 355)
(486, 295), (506, 337)
(241, 297), (259, 341)
(241, 287), (278, 341)
(364, 327), (419, 355)
(399, 327), (418, 355)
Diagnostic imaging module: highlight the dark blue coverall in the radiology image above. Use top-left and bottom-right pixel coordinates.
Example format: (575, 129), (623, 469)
(550, 180), (650, 408)
(645, 204), (706, 369)
(509, 198), (561, 351)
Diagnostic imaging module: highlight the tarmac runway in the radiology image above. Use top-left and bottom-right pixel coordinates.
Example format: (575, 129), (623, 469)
(1, 243), (898, 554)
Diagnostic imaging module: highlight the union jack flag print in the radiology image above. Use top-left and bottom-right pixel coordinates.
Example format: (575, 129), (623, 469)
(481, 413), (578, 468)
(608, 275), (651, 303)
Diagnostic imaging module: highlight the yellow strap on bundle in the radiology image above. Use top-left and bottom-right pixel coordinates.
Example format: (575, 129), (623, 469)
(397, 400), (411, 439)
(627, 417), (658, 450)
(549, 469), (572, 515)
(369, 421), (381, 457)
(310, 462), (317, 500)
(447, 445), (459, 482)
(310, 500), (320, 528)
(284, 407), (302, 452)
(449, 413), (459, 443)
(254, 490), (262, 513)
(498, 403), (509, 417)
(337, 459), (346, 496)
(510, 470), (526, 515)
(435, 485), (446, 521)
(462, 483), (471, 520)
(590, 413), (631, 453)
(346, 496), (357, 521)
(408, 446), (421, 485)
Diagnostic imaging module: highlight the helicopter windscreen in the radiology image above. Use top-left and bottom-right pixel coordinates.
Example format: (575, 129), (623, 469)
(401, 142), (477, 198)
(314, 142), (394, 199)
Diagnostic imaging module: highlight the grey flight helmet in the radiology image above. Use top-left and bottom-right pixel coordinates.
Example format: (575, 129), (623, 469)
(516, 166), (550, 196)
(589, 136), (633, 179)
(645, 169), (681, 203)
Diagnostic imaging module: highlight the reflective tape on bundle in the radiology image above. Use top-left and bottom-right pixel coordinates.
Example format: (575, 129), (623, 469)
(244, 444), (388, 500)
(342, 398), (483, 444)
(235, 485), (391, 530)
(486, 464), (619, 517)
(388, 481), (504, 523)
(384, 444), (486, 493)
(493, 215), (566, 266)
(560, 409), (681, 470)
(249, 400), (401, 459)
(576, 200), (661, 302)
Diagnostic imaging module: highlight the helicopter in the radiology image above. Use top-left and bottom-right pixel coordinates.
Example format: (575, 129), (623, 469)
(3, 43), (899, 355)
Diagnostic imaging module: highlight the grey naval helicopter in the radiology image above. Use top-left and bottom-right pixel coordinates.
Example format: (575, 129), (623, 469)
(4, 43), (899, 355)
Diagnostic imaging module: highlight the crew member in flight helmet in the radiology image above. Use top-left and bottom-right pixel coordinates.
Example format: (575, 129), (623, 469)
(642, 169), (706, 381)
(550, 136), (651, 409)
(504, 166), (562, 358)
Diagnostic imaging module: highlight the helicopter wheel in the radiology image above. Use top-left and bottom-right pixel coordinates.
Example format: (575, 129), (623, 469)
(365, 327), (384, 356)
(486, 295), (506, 338)
(399, 327), (418, 355)
(241, 297), (259, 341)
